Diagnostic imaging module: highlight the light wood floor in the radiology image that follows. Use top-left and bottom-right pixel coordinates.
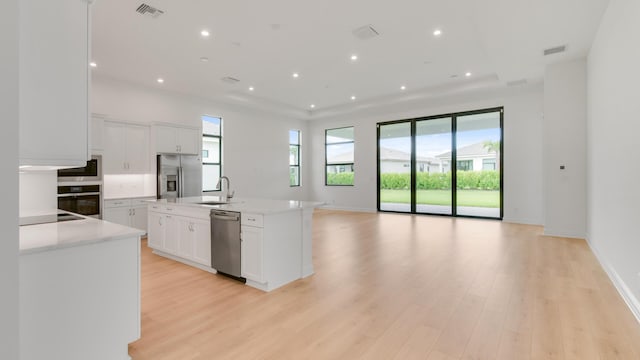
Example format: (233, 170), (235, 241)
(129, 210), (640, 360)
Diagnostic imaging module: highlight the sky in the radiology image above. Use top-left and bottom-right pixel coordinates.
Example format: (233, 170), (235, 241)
(380, 128), (501, 158)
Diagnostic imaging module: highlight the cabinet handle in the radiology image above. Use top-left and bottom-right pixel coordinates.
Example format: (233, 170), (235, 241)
(132, 209), (136, 216)
(159, 217), (162, 225)
(166, 207), (173, 211)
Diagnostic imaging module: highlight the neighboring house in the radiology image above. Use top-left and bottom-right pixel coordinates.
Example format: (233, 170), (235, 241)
(436, 142), (497, 171)
(379, 147), (444, 173)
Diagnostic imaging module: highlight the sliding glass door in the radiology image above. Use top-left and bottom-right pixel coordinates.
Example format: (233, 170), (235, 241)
(377, 108), (503, 219)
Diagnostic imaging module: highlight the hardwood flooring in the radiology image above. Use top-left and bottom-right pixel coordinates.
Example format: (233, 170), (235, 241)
(129, 210), (640, 359)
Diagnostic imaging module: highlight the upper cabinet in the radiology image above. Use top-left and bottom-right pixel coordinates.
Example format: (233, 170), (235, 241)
(19, 0), (93, 167)
(91, 116), (104, 153)
(155, 125), (200, 155)
(103, 121), (150, 174)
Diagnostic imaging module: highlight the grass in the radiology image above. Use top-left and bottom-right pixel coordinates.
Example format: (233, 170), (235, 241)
(380, 189), (500, 208)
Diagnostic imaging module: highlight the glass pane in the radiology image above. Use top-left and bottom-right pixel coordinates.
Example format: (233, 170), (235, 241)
(455, 111), (501, 218)
(289, 130), (300, 145)
(326, 143), (354, 164)
(416, 118), (452, 215)
(202, 164), (220, 191)
(202, 115), (221, 136)
(379, 122), (411, 212)
(203, 137), (220, 163)
(326, 127), (354, 144)
(290, 166), (299, 186)
(326, 165), (354, 185)
(289, 145), (299, 166)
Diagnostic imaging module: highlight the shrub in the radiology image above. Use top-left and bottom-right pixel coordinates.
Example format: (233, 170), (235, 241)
(327, 172), (354, 185)
(381, 171), (499, 190)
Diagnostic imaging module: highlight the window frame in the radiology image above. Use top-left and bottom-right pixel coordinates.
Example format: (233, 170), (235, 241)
(325, 126), (355, 186)
(289, 129), (301, 187)
(202, 116), (222, 193)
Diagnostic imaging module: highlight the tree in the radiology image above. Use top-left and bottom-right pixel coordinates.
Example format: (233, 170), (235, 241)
(483, 140), (500, 170)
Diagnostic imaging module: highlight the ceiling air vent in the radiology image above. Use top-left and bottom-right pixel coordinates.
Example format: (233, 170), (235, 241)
(136, 3), (165, 18)
(221, 76), (240, 84)
(352, 25), (380, 40)
(543, 45), (566, 56)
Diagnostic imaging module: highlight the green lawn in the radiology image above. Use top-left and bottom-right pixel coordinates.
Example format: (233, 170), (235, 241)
(380, 189), (500, 208)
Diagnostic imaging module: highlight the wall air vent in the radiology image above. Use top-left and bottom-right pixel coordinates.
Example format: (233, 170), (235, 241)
(543, 45), (566, 56)
(221, 76), (240, 84)
(507, 79), (528, 87)
(136, 3), (165, 18)
(352, 25), (380, 40)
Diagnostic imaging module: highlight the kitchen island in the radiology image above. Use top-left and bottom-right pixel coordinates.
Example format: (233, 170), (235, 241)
(20, 213), (143, 360)
(146, 196), (321, 291)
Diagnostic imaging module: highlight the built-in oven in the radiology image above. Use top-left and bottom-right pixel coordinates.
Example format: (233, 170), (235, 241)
(57, 155), (102, 182)
(57, 184), (102, 218)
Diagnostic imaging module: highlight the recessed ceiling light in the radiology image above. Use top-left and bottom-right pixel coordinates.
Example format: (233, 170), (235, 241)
(433, 29), (442, 37)
(201, 30), (210, 37)
(350, 54), (358, 61)
(292, 73), (299, 78)
(400, 85), (406, 90)
(351, 95), (356, 100)
(310, 104), (315, 109)
(157, 78), (164, 84)
(465, 72), (472, 77)
(89, 62), (97, 68)
(200, 57), (209, 62)
(249, 86), (254, 91)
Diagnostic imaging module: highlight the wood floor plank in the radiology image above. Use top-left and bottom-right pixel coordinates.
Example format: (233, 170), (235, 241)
(127, 210), (640, 359)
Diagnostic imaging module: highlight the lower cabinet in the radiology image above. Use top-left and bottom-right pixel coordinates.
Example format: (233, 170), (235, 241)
(147, 207), (211, 267)
(241, 224), (264, 283)
(103, 197), (153, 232)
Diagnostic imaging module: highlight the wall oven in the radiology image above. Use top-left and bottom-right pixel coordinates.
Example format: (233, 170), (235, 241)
(57, 155), (102, 182)
(58, 184), (102, 218)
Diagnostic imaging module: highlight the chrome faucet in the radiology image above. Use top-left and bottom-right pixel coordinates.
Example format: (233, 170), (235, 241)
(216, 176), (234, 201)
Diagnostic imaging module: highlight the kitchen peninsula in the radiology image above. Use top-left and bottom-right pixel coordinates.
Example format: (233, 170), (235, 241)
(19, 213), (143, 360)
(147, 196), (321, 292)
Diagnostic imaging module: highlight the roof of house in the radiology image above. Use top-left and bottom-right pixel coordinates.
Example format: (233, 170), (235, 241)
(436, 142), (496, 159)
(380, 147), (435, 162)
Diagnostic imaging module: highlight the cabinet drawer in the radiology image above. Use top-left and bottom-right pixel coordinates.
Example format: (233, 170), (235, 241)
(241, 213), (263, 228)
(104, 199), (131, 208)
(131, 197), (154, 206)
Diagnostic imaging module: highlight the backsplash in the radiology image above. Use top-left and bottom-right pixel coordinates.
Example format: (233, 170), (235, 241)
(19, 171), (57, 217)
(103, 174), (156, 199)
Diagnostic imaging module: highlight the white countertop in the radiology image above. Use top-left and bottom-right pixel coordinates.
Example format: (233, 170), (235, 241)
(147, 196), (323, 214)
(20, 214), (145, 255)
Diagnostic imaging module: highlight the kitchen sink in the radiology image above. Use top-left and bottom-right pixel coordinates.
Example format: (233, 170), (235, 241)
(197, 201), (228, 205)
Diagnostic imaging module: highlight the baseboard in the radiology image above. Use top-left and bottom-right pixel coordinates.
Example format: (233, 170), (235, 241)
(542, 228), (585, 239)
(318, 205), (377, 213)
(502, 216), (543, 226)
(586, 236), (640, 324)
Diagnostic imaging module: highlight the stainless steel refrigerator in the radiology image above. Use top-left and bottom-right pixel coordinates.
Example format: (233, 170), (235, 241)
(157, 154), (202, 199)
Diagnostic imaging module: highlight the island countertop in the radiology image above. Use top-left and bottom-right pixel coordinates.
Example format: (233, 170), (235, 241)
(147, 196), (323, 215)
(20, 213), (145, 255)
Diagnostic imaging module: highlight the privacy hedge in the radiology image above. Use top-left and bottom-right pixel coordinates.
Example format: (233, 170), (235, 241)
(379, 171), (499, 190)
(326, 172), (354, 185)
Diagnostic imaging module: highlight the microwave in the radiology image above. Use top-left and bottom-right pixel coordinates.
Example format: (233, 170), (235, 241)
(57, 155), (102, 182)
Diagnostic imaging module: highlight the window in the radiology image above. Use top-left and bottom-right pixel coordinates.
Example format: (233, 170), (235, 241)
(202, 116), (221, 192)
(457, 160), (473, 171)
(482, 158), (496, 170)
(289, 130), (300, 186)
(325, 127), (354, 186)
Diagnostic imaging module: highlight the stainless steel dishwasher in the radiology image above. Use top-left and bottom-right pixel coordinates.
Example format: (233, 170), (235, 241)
(210, 210), (244, 280)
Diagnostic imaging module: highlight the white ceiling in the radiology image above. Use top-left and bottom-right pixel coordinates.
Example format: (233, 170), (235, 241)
(92, 0), (609, 118)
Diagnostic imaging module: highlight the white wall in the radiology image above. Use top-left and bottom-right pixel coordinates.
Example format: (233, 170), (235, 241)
(92, 76), (311, 201)
(19, 172), (58, 216)
(308, 84), (545, 224)
(543, 59), (587, 238)
(0, 0), (19, 357)
(587, 0), (640, 319)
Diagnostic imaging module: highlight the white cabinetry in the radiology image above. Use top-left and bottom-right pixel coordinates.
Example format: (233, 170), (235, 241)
(147, 205), (211, 267)
(241, 221), (264, 283)
(155, 125), (200, 155)
(19, 0), (92, 167)
(104, 198), (153, 232)
(103, 121), (150, 174)
(91, 117), (104, 152)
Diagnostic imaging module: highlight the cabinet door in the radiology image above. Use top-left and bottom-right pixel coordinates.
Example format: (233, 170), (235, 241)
(147, 211), (164, 250)
(241, 225), (263, 282)
(103, 122), (127, 174)
(131, 205), (148, 232)
(103, 207), (131, 227)
(178, 128), (200, 155)
(176, 217), (194, 260)
(91, 117), (104, 152)
(19, 0), (90, 167)
(125, 125), (150, 173)
(192, 218), (211, 266)
(156, 126), (178, 154)
(163, 215), (179, 255)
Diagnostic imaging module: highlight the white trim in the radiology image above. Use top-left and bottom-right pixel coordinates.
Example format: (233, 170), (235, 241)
(502, 217), (543, 226)
(586, 236), (640, 324)
(319, 205), (376, 213)
(542, 228), (585, 239)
